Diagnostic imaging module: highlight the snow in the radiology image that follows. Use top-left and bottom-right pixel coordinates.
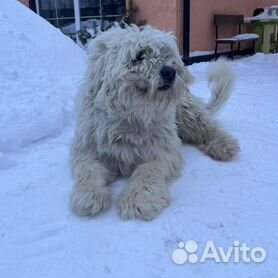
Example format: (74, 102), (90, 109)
(0, 0), (85, 154)
(246, 5), (278, 22)
(233, 33), (259, 40)
(190, 50), (215, 57)
(216, 33), (259, 42)
(1, 2), (278, 278)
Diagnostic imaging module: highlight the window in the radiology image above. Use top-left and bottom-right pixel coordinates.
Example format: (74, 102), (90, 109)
(36, 0), (125, 39)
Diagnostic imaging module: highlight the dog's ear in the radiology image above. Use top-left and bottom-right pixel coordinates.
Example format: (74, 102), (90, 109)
(87, 35), (108, 61)
(84, 36), (109, 93)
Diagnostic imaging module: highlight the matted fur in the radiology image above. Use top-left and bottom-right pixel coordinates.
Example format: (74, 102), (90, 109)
(70, 25), (239, 220)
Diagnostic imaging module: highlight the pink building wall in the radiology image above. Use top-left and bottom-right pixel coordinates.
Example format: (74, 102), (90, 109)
(19, 0), (29, 7)
(190, 0), (278, 52)
(132, 0), (184, 50)
(134, 0), (278, 52)
(18, 0), (277, 53)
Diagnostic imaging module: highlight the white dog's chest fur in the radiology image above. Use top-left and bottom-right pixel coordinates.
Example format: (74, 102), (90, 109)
(94, 110), (182, 176)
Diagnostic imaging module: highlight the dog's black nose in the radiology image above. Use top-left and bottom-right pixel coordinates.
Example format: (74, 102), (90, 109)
(160, 66), (176, 83)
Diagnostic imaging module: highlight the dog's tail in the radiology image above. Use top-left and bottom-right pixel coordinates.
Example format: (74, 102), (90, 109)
(205, 58), (235, 115)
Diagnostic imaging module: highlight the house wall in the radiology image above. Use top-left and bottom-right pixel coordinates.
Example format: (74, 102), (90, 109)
(133, 0), (278, 52)
(131, 0), (184, 51)
(19, 0), (29, 7)
(19, 0), (278, 52)
(190, 0), (278, 52)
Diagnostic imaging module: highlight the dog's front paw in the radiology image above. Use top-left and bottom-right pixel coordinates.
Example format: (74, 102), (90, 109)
(200, 134), (240, 161)
(70, 185), (111, 217)
(117, 183), (170, 221)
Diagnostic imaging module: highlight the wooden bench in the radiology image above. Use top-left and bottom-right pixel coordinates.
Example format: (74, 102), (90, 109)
(214, 14), (259, 59)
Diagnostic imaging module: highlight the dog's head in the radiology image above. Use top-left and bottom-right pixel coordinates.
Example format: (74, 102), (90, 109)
(86, 25), (193, 115)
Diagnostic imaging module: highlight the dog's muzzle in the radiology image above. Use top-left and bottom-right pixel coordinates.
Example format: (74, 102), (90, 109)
(158, 66), (176, 91)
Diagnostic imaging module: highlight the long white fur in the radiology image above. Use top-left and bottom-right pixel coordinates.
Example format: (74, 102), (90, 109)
(70, 25), (239, 221)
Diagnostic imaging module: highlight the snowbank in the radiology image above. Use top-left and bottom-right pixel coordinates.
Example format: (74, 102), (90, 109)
(0, 1), (85, 153)
(0, 53), (277, 278)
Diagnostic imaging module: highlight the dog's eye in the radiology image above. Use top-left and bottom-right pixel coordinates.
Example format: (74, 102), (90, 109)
(134, 50), (145, 63)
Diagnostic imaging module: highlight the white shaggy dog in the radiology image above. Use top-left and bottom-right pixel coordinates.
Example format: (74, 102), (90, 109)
(70, 25), (239, 220)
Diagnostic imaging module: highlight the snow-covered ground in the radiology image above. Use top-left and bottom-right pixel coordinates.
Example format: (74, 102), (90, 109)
(1, 1), (278, 278)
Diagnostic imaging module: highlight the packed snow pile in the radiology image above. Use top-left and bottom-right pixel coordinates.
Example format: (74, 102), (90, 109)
(0, 1), (85, 154)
